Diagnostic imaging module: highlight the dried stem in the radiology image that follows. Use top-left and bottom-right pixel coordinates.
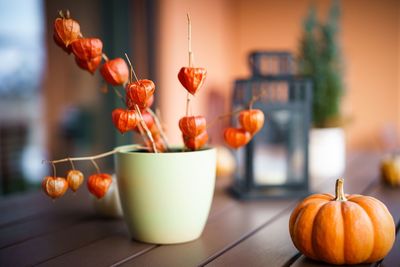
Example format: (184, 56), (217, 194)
(68, 158), (75, 170)
(51, 162), (57, 178)
(124, 53), (139, 82)
(91, 159), (101, 174)
(111, 86), (127, 107)
(207, 109), (243, 130)
(123, 53), (158, 153)
(136, 124), (149, 144)
(185, 13), (193, 117)
(102, 53), (109, 61)
(135, 105), (158, 153)
(43, 144), (145, 165)
(147, 108), (170, 151)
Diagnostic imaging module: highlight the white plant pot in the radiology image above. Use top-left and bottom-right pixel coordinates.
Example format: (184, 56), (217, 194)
(309, 127), (346, 190)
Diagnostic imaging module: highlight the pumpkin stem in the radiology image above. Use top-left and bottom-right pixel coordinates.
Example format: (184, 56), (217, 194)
(334, 178), (347, 201)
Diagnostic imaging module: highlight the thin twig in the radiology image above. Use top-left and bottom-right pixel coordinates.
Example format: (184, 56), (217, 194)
(136, 124), (149, 145)
(206, 109), (243, 130)
(51, 162), (57, 178)
(124, 53), (139, 82)
(135, 105), (158, 153)
(147, 108), (170, 151)
(91, 159), (100, 174)
(112, 86), (127, 107)
(249, 84), (268, 109)
(102, 53), (109, 61)
(123, 53), (158, 153)
(68, 158), (75, 170)
(43, 144), (144, 165)
(185, 13), (193, 117)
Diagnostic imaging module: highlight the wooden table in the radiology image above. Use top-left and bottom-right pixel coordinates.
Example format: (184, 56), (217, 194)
(0, 152), (399, 267)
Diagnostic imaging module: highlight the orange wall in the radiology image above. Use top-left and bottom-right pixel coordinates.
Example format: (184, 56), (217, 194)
(157, 0), (400, 150)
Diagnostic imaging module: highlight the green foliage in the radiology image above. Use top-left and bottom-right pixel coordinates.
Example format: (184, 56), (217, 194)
(298, 0), (344, 128)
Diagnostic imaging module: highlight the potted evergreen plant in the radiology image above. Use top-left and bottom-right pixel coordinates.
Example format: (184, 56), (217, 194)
(297, 0), (345, 187)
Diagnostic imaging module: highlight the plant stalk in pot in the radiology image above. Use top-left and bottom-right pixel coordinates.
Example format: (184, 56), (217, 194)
(298, 1), (346, 189)
(42, 11), (265, 244)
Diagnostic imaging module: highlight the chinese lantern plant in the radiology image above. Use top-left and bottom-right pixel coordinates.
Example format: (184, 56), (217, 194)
(289, 178), (395, 265)
(43, 11), (265, 200)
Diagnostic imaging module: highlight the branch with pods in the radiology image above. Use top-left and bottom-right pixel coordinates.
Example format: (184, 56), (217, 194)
(43, 10), (265, 200)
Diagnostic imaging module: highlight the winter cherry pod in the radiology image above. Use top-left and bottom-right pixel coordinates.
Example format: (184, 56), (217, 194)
(100, 58), (129, 86)
(144, 95), (154, 110)
(129, 94), (154, 111)
(183, 130), (209, 150)
(224, 128), (252, 149)
(126, 79), (155, 109)
(112, 108), (138, 134)
(53, 16), (81, 53)
(87, 173), (112, 199)
(239, 109), (265, 135)
(66, 170), (84, 192)
(179, 115), (207, 137)
(178, 67), (207, 95)
(134, 111), (155, 133)
(42, 176), (69, 199)
(71, 38), (103, 74)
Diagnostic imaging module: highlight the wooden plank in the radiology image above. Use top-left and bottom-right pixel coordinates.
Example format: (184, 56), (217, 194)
(0, 219), (125, 266)
(0, 207), (95, 249)
(0, 188), (91, 228)
(33, 185), (241, 266)
(0, 187), (95, 250)
(204, 153), (381, 267)
(119, 200), (295, 267)
(36, 231), (154, 267)
(380, 226), (400, 267)
(374, 186), (400, 267)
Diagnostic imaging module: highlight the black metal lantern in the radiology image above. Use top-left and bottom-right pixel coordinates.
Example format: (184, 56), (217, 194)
(230, 51), (312, 199)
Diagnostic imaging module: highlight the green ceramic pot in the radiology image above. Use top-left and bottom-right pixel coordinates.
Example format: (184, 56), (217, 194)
(114, 145), (216, 244)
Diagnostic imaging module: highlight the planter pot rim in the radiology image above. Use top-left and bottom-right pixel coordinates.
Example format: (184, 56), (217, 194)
(116, 144), (215, 155)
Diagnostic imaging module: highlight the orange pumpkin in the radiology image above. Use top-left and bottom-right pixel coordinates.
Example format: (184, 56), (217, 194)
(289, 178), (395, 265)
(87, 173), (112, 199)
(239, 109), (265, 135)
(66, 170), (84, 192)
(42, 176), (69, 199)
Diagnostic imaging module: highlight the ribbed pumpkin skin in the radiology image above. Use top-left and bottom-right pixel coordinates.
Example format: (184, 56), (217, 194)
(289, 193), (395, 265)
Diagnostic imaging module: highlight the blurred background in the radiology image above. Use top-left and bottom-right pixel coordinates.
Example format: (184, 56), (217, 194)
(0, 0), (399, 195)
